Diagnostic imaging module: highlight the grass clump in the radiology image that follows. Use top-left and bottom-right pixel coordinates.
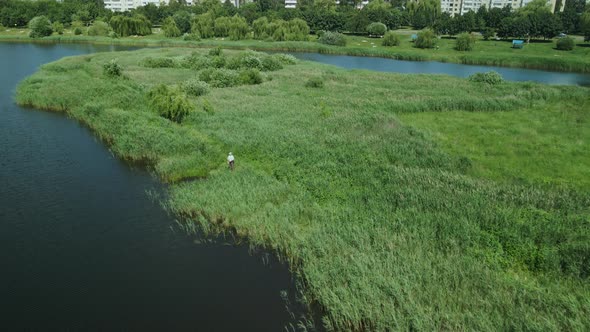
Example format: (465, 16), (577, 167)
(15, 47), (590, 331)
(103, 60), (122, 77)
(199, 68), (239, 88)
(469, 71), (504, 84)
(305, 77), (324, 88)
(318, 31), (347, 46)
(415, 28), (437, 49)
(382, 31), (401, 46)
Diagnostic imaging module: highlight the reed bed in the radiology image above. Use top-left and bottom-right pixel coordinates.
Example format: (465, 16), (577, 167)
(16, 47), (590, 331)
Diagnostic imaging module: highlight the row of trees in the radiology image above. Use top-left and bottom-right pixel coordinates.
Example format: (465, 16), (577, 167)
(4, 0), (590, 41)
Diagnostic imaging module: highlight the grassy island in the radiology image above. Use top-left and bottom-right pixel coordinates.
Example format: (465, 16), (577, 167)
(2, 28), (590, 73)
(17, 47), (590, 331)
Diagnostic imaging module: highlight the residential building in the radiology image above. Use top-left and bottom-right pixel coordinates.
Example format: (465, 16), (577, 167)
(441, 0), (563, 16)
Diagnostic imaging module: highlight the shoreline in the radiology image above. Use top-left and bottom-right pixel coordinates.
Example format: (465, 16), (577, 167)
(2, 34), (590, 74)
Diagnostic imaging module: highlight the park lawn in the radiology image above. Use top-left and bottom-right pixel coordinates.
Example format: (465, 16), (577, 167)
(16, 47), (590, 331)
(398, 99), (590, 190)
(2, 27), (590, 72)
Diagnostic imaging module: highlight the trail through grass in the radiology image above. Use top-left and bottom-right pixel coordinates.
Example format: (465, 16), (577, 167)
(16, 47), (590, 331)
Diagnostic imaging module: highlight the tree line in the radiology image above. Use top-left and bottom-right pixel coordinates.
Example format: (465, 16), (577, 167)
(1, 0), (589, 41)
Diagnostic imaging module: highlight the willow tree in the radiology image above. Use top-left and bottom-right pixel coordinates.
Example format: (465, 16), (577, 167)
(407, 0), (441, 29)
(109, 15), (152, 37)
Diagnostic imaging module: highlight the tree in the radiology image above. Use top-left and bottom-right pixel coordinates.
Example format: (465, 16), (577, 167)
(162, 16), (181, 37)
(109, 14), (152, 37)
(582, 8), (590, 41)
(252, 16), (269, 39)
(228, 15), (249, 40)
(148, 85), (192, 124)
(191, 12), (214, 38)
(28, 15), (53, 38)
(173, 11), (191, 34)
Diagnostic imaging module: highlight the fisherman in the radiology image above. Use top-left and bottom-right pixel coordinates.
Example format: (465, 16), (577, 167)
(227, 152), (234, 171)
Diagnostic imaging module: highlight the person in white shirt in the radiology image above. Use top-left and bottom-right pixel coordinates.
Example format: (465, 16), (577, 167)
(227, 152), (234, 171)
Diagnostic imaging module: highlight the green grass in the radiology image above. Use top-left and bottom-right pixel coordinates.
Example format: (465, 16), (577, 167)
(2, 27), (590, 73)
(16, 47), (590, 331)
(399, 101), (590, 190)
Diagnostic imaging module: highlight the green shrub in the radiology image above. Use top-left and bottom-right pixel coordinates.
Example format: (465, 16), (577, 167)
(209, 47), (223, 56)
(74, 27), (83, 35)
(261, 56), (283, 71)
(162, 16), (182, 38)
(367, 22), (387, 37)
(214, 16), (231, 37)
(183, 32), (200, 41)
(141, 57), (178, 68)
(109, 31), (119, 39)
(210, 55), (226, 68)
(88, 21), (111, 36)
(28, 16), (53, 38)
(482, 27), (495, 40)
(0, 23), (5, 32)
(382, 31), (400, 46)
(241, 54), (263, 70)
(305, 77), (324, 88)
(455, 33), (476, 51)
(52, 22), (64, 35)
(239, 69), (263, 85)
(318, 31), (347, 46)
(415, 29), (437, 49)
(556, 37), (575, 51)
(286, 18), (310, 41)
(199, 68), (239, 88)
(148, 84), (192, 123)
(183, 53), (212, 70)
(191, 12), (214, 39)
(272, 53), (297, 65)
(103, 60), (122, 77)
(469, 71), (503, 84)
(182, 79), (210, 96)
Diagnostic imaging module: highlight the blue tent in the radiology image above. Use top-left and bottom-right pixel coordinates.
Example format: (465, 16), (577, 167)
(411, 34), (418, 41)
(512, 40), (524, 49)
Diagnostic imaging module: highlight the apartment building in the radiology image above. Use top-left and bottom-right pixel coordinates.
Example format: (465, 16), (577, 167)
(441, 0), (562, 16)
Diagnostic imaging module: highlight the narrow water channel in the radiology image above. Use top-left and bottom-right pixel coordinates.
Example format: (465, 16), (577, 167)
(290, 52), (590, 86)
(0, 43), (300, 330)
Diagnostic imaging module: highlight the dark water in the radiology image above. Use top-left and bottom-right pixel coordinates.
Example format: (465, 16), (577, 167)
(291, 52), (590, 86)
(0, 43), (300, 330)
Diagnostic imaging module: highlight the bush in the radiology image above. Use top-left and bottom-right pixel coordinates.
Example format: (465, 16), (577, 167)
(239, 69), (263, 85)
(103, 60), (122, 77)
(74, 27), (83, 35)
(199, 68), (239, 88)
(148, 85), (192, 123)
(52, 22), (64, 35)
(241, 54), (263, 70)
(209, 47), (223, 56)
(367, 22), (387, 37)
(556, 37), (575, 51)
(382, 31), (400, 46)
(210, 55), (226, 68)
(415, 29), (437, 49)
(286, 18), (310, 41)
(28, 16), (53, 38)
(455, 33), (476, 51)
(162, 16), (182, 38)
(109, 31), (119, 39)
(214, 16), (231, 37)
(469, 71), (503, 84)
(228, 15), (249, 41)
(183, 53), (212, 70)
(0, 23), (5, 32)
(88, 21), (111, 36)
(182, 79), (210, 96)
(305, 77), (324, 88)
(252, 17), (269, 39)
(141, 57), (178, 68)
(318, 31), (347, 46)
(272, 53), (297, 65)
(482, 27), (495, 40)
(183, 33), (200, 41)
(261, 56), (283, 71)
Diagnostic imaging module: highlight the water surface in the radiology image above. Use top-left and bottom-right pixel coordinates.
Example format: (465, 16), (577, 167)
(0, 43), (299, 330)
(291, 52), (590, 86)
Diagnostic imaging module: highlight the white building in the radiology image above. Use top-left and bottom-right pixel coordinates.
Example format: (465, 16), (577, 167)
(441, 0), (562, 16)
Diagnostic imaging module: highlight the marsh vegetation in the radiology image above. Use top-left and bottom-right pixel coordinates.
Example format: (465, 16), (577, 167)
(17, 47), (590, 331)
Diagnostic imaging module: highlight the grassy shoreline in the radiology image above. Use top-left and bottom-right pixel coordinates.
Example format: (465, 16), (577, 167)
(16, 47), (590, 330)
(2, 30), (590, 73)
